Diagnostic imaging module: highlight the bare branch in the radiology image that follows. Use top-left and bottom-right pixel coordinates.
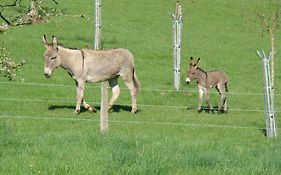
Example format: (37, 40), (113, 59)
(0, 0), (22, 7)
(52, 0), (58, 5)
(0, 12), (11, 25)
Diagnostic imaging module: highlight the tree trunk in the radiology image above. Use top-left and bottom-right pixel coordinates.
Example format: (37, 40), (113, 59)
(28, 0), (41, 22)
(269, 29), (275, 88)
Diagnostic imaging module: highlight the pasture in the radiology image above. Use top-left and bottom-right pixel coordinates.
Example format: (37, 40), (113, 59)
(1, 0), (281, 174)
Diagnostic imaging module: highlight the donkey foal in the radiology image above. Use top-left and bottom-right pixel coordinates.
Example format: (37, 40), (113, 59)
(186, 57), (228, 113)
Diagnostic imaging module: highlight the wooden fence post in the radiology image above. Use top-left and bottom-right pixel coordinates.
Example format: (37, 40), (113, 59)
(94, 0), (108, 134)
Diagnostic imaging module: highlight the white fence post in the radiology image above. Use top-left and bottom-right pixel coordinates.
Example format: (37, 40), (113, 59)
(94, 0), (108, 134)
(171, 1), (183, 91)
(257, 49), (277, 138)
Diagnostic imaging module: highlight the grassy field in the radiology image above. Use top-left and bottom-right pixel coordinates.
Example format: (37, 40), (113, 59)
(1, 0), (281, 174)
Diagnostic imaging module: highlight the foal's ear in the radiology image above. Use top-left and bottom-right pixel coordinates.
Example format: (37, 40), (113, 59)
(189, 56), (194, 65)
(195, 58), (200, 65)
(43, 35), (48, 46)
(52, 36), (58, 50)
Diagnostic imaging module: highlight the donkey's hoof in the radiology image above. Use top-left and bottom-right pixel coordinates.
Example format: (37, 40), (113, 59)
(197, 109), (202, 113)
(218, 109), (226, 114)
(89, 107), (97, 113)
(131, 108), (138, 114)
(75, 109), (81, 114)
(107, 104), (113, 112)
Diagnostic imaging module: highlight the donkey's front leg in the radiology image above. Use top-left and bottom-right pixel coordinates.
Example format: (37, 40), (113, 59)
(75, 80), (85, 114)
(198, 88), (204, 113)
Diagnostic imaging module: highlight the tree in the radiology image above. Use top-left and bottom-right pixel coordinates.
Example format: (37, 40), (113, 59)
(0, 0), (58, 31)
(242, 0), (280, 88)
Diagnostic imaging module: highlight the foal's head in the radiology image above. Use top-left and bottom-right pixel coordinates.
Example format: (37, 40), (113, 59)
(42, 35), (61, 78)
(185, 57), (200, 84)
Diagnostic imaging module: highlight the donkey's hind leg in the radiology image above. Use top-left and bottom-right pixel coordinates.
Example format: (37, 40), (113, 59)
(108, 77), (121, 111)
(205, 90), (214, 113)
(122, 77), (137, 113)
(217, 83), (227, 113)
(223, 83), (228, 113)
(223, 97), (228, 113)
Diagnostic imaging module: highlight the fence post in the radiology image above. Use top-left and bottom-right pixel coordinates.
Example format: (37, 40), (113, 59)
(257, 49), (277, 138)
(171, 1), (183, 91)
(94, 0), (108, 134)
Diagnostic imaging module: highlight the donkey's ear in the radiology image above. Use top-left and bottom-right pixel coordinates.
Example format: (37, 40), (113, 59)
(52, 36), (58, 50)
(196, 58), (200, 65)
(189, 56), (194, 65)
(43, 35), (48, 46)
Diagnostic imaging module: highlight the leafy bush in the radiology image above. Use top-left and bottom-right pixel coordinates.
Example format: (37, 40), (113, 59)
(0, 48), (26, 80)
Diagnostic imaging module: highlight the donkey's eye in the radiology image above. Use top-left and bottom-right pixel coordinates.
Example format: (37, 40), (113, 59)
(51, 56), (57, 60)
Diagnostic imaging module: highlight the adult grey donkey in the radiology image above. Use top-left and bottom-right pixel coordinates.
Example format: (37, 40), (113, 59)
(43, 35), (140, 114)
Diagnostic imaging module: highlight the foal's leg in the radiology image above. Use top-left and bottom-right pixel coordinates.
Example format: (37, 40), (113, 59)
(75, 80), (85, 114)
(217, 83), (227, 113)
(223, 97), (228, 113)
(219, 93), (227, 113)
(108, 77), (121, 111)
(205, 89), (214, 112)
(223, 83), (228, 113)
(197, 87), (204, 113)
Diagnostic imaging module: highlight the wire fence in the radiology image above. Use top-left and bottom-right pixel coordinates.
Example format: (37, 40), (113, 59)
(1, 81), (281, 96)
(0, 81), (280, 113)
(0, 81), (279, 131)
(0, 114), (270, 131)
(0, 97), (275, 113)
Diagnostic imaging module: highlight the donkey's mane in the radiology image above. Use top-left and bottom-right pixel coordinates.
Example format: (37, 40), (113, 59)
(58, 44), (79, 50)
(196, 67), (207, 75)
(197, 67), (219, 74)
(59, 44), (117, 52)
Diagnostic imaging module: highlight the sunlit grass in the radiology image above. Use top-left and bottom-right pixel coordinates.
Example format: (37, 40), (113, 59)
(0, 0), (281, 174)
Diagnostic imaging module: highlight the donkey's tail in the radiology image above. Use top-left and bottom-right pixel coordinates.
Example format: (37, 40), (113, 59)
(133, 69), (141, 94)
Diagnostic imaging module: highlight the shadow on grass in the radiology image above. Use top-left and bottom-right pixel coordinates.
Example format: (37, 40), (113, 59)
(110, 105), (133, 113)
(186, 106), (227, 114)
(48, 104), (133, 113)
(48, 105), (88, 113)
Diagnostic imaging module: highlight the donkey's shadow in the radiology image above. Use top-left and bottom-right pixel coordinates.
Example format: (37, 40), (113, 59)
(48, 104), (132, 113)
(187, 106), (226, 114)
(110, 105), (132, 113)
(48, 105), (88, 113)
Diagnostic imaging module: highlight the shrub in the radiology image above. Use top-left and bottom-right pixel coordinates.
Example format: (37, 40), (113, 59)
(0, 48), (26, 80)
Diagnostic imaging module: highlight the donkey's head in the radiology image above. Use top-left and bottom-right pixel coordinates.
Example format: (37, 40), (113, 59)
(42, 35), (61, 78)
(186, 57), (200, 83)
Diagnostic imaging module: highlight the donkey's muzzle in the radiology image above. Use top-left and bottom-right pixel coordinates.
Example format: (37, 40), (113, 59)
(185, 77), (191, 84)
(44, 73), (51, 78)
(44, 67), (52, 78)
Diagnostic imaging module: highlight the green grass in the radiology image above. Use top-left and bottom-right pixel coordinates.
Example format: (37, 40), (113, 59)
(1, 0), (281, 174)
